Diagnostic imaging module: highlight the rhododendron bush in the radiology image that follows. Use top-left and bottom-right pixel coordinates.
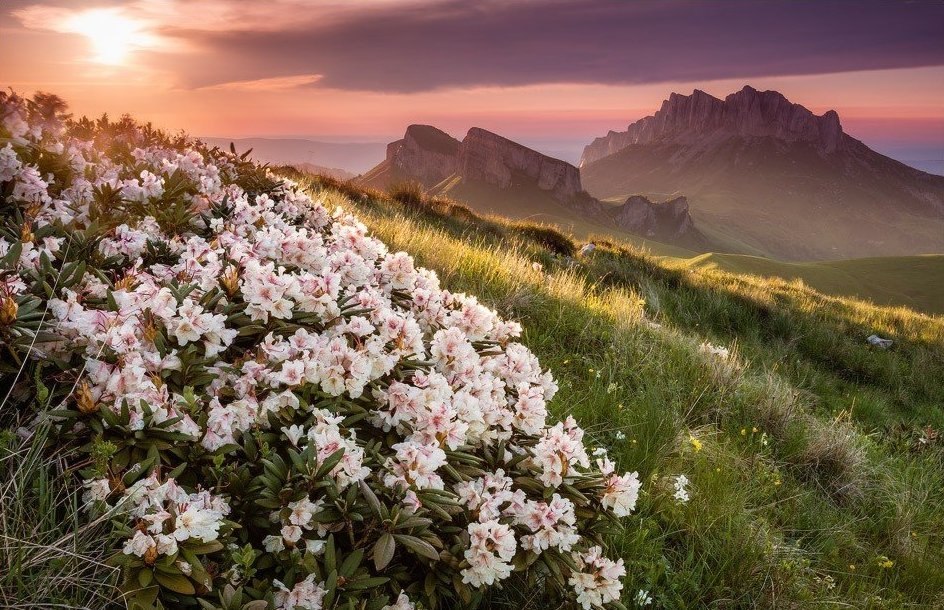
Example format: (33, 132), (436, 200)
(0, 92), (642, 610)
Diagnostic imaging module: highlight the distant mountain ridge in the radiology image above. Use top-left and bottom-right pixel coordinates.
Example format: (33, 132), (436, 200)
(580, 86), (944, 260)
(199, 137), (385, 174)
(581, 85), (846, 165)
(358, 125), (703, 246)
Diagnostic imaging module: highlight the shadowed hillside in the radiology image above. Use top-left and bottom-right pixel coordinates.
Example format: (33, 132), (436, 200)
(581, 87), (944, 261)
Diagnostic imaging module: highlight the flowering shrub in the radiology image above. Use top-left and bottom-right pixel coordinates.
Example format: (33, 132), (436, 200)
(0, 91), (642, 610)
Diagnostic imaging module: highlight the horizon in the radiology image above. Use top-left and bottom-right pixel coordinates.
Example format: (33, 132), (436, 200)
(1, 0), (942, 169)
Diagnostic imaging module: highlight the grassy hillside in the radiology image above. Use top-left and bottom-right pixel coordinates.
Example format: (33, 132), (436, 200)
(360, 171), (943, 315)
(298, 172), (944, 607)
(670, 252), (944, 316)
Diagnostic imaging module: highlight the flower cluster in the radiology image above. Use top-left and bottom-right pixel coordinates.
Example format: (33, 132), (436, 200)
(0, 91), (649, 610)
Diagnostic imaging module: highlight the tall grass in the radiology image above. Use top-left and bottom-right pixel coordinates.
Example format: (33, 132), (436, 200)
(307, 180), (944, 607)
(0, 420), (121, 608)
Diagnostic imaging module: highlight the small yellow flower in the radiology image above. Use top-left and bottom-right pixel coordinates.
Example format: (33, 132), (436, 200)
(877, 556), (894, 569)
(689, 435), (703, 452)
(740, 428), (747, 436)
(774, 479), (781, 486)
(752, 427), (759, 433)
(849, 564), (856, 571)
(631, 439), (637, 444)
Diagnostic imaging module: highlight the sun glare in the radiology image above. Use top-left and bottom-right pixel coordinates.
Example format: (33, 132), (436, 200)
(65, 8), (149, 65)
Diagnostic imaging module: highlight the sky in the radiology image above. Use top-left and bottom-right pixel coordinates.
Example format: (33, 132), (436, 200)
(1, 0), (942, 165)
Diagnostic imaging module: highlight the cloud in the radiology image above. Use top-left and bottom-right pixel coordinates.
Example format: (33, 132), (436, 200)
(11, 0), (944, 93)
(198, 74), (323, 91)
(159, 0), (944, 93)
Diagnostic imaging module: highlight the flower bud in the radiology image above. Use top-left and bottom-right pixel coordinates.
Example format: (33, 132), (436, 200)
(0, 296), (17, 326)
(75, 380), (98, 415)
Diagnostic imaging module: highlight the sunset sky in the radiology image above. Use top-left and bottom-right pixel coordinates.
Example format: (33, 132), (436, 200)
(1, 0), (942, 163)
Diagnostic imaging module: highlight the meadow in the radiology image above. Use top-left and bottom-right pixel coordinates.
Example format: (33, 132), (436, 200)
(2, 99), (943, 609)
(302, 173), (944, 607)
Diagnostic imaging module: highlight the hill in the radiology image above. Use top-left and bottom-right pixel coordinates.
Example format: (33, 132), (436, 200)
(296, 172), (944, 607)
(580, 86), (944, 261)
(358, 124), (706, 250)
(5, 94), (944, 609)
(669, 252), (944, 315)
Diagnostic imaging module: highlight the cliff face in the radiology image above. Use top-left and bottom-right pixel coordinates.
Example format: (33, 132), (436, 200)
(385, 125), (460, 186)
(579, 86), (944, 259)
(457, 128), (582, 203)
(375, 125), (583, 203)
(581, 86), (846, 166)
(612, 195), (695, 239)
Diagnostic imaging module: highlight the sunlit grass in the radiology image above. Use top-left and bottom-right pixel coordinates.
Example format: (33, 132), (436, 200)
(305, 175), (944, 607)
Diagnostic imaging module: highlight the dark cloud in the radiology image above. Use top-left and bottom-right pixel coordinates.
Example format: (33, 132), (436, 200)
(167, 0), (944, 92)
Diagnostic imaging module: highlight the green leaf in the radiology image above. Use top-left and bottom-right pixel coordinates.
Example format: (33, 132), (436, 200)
(393, 534), (440, 561)
(373, 533), (395, 571)
(359, 479), (387, 519)
(154, 570), (196, 595)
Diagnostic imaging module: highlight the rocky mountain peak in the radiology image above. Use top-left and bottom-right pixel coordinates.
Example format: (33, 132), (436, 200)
(385, 124), (460, 186)
(458, 128), (582, 202)
(580, 86), (847, 166)
(380, 125), (583, 203)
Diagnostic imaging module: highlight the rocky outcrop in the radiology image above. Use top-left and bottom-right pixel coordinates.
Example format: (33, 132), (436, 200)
(457, 128), (582, 203)
(378, 125), (583, 203)
(385, 124), (460, 186)
(581, 86), (846, 166)
(611, 195), (696, 239)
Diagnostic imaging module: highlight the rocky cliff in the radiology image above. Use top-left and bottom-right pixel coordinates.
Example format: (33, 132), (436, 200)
(359, 124), (702, 247)
(385, 124), (460, 186)
(579, 86), (944, 260)
(581, 86), (846, 166)
(612, 195), (696, 239)
(366, 125), (583, 204)
(457, 128), (582, 203)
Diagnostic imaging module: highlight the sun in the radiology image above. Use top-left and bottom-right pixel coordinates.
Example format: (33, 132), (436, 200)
(65, 8), (149, 65)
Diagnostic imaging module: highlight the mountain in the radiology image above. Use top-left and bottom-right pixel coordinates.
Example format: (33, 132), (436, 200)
(359, 125), (702, 247)
(580, 86), (944, 260)
(199, 137), (386, 174)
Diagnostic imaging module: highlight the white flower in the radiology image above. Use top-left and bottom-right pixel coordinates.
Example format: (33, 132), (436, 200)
(601, 470), (641, 517)
(461, 520), (517, 587)
(568, 545), (626, 609)
(174, 506), (224, 542)
(673, 474), (690, 503)
(634, 589), (653, 606)
(381, 592), (415, 610)
(273, 574), (327, 610)
(123, 531), (156, 557)
(282, 424), (306, 447)
(82, 478), (111, 506)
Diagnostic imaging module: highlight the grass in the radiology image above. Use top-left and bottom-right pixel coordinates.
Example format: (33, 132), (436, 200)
(0, 420), (120, 608)
(673, 252), (944, 316)
(298, 175), (944, 608)
(4, 166), (943, 608)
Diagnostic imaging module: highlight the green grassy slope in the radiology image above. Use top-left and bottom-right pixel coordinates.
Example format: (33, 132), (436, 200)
(671, 253), (944, 316)
(357, 168), (943, 315)
(298, 172), (944, 608)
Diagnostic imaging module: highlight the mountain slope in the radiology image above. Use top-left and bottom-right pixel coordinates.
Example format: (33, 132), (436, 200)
(295, 172), (944, 607)
(359, 124), (706, 250)
(672, 252), (944, 315)
(581, 86), (944, 260)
